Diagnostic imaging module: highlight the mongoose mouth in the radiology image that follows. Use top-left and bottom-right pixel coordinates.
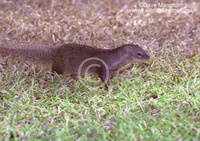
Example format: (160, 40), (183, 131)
(146, 56), (150, 60)
(142, 58), (150, 62)
(136, 54), (150, 62)
(142, 54), (150, 62)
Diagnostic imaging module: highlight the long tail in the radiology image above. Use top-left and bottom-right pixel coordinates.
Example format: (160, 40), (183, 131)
(0, 43), (53, 64)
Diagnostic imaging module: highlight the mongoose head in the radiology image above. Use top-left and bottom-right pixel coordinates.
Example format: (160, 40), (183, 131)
(122, 44), (150, 63)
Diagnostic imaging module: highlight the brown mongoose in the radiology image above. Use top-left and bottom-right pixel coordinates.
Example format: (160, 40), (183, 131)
(0, 43), (150, 87)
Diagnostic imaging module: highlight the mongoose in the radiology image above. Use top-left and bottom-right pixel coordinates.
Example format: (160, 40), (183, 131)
(0, 43), (150, 87)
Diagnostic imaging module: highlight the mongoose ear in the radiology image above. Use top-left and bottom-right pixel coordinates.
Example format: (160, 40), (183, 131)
(123, 46), (132, 54)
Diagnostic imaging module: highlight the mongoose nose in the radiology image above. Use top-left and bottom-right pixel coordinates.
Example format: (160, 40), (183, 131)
(144, 54), (150, 60)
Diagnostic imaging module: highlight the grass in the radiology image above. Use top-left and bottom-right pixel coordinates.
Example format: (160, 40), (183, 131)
(0, 0), (200, 140)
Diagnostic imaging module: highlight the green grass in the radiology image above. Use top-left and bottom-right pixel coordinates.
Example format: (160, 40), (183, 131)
(0, 0), (200, 140)
(0, 55), (199, 140)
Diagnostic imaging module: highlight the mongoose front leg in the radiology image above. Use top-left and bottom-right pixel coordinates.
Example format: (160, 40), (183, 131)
(98, 69), (111, 89)
(109, 71), (116, 79)
(70, 74), (78, 80)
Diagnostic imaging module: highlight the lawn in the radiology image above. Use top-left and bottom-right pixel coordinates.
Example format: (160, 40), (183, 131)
(0, 0), (200, 140)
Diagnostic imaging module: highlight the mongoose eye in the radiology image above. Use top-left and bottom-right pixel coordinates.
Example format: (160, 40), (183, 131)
(137, 52), (142, 57)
